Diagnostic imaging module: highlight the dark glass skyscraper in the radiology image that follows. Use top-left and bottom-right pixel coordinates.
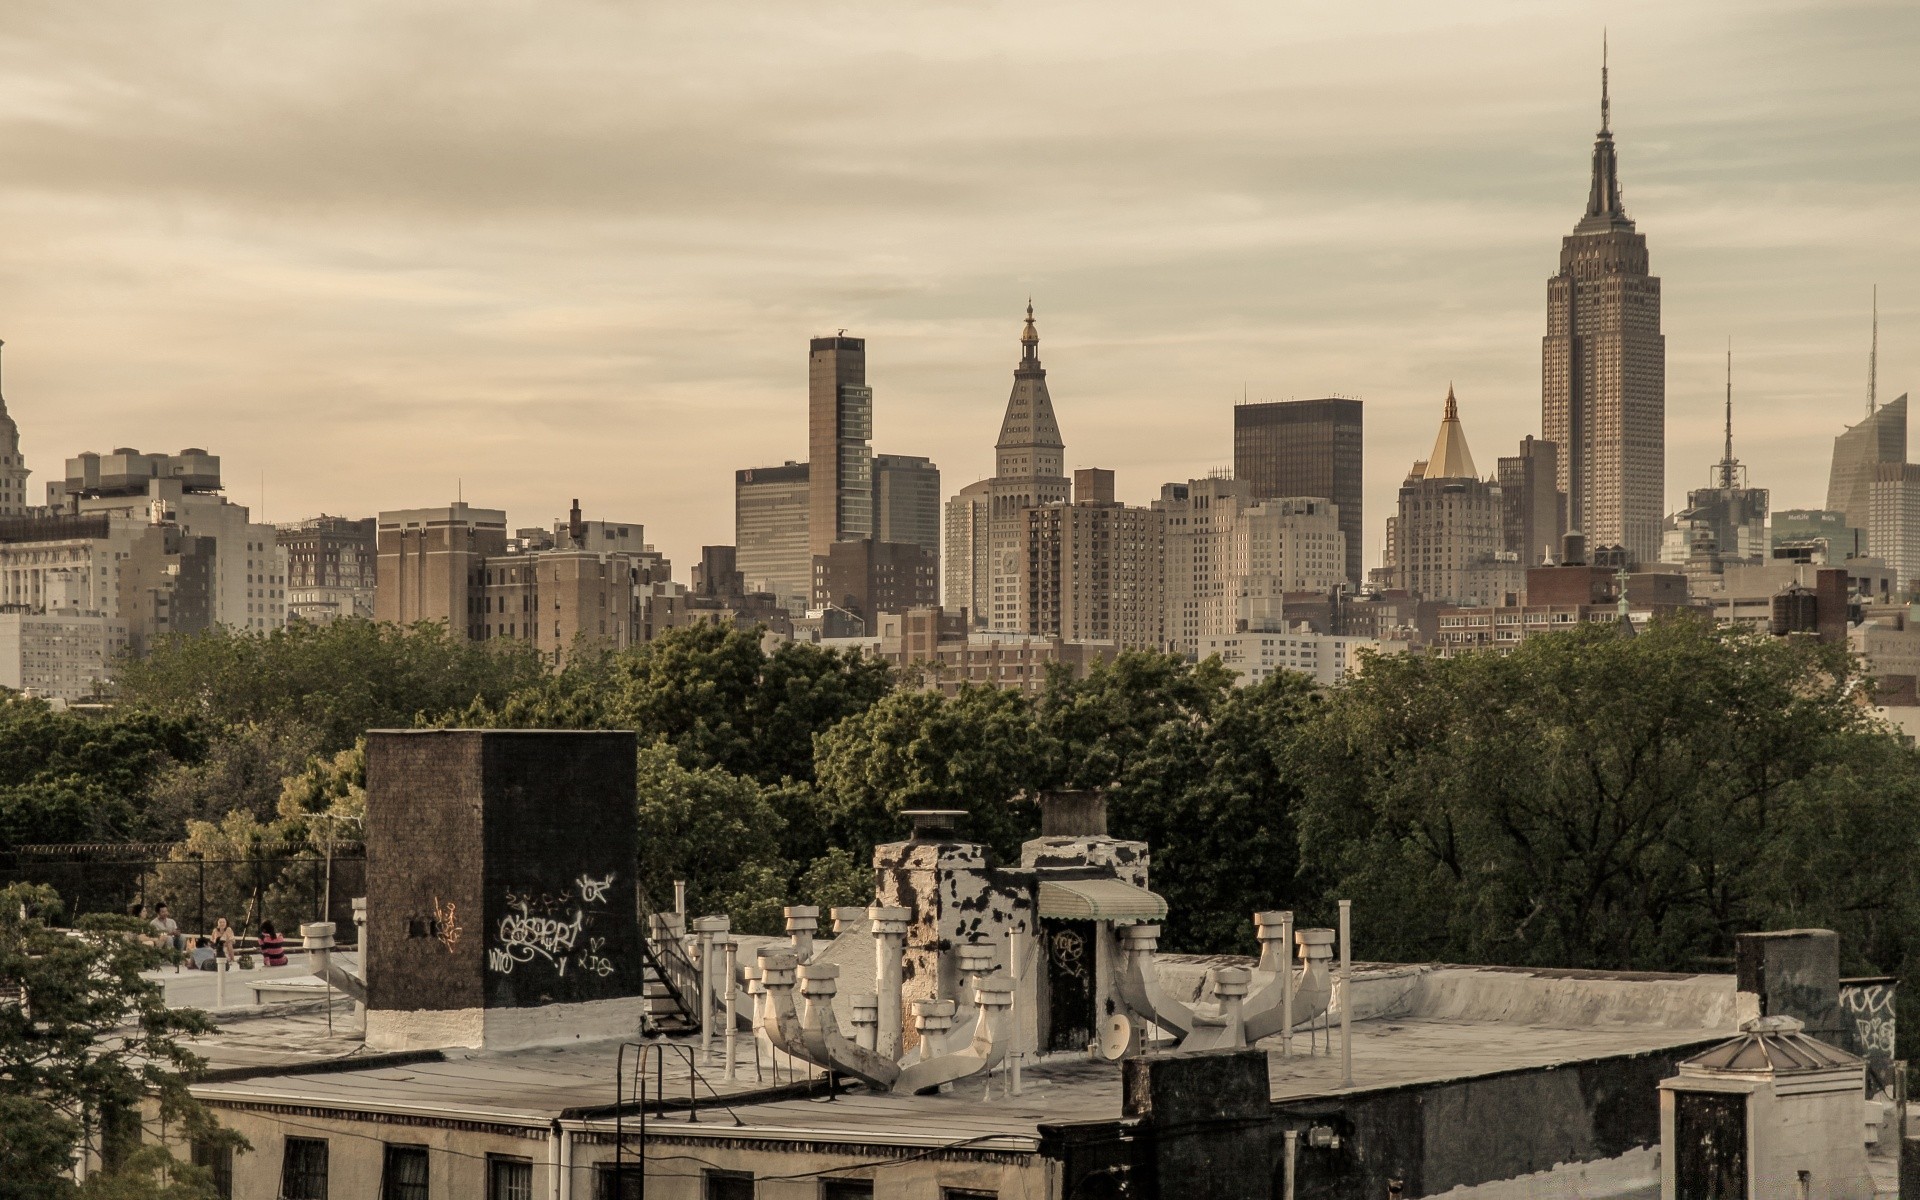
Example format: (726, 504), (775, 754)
(1232, 397), (1363, 588)
(807, 335), (872, 559)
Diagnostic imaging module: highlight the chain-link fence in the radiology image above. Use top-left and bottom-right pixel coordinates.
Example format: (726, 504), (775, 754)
(0, 841), (366, 942)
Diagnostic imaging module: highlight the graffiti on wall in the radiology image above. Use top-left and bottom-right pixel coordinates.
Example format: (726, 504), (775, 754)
(486, 874), (621, 979)
(1838, 979), (1896, 1064)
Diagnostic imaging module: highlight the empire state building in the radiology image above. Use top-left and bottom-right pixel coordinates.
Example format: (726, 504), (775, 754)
(1542, 53), (1666, 564)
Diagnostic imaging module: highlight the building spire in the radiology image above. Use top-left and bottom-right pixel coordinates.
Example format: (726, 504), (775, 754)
(1423, 384), (1478, 480)
(1577, 36), (1629, 232)
(1020, 298), (1039, 362)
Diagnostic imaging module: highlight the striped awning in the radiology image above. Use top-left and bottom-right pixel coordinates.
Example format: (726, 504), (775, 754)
(1037, 878), (1168, 922)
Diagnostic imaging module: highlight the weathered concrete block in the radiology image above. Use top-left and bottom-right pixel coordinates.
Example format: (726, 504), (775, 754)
(1736, 929), (1846, 1045)
(363, 729), (643, 1051)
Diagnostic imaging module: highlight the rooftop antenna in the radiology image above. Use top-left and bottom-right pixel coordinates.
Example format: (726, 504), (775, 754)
(1718, 338), (1739, 490)
(1869, 284), (1879, 417)
(1601, 30), (1611, 134)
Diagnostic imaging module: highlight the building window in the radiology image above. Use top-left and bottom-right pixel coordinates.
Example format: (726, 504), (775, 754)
(821, 1182), (874, 1199)
(382, 1145), (429, 1200)
(705, 1169), (755, 1200)
(192, 1140), (235, 1200)
(280, 1137), (329, 1200)
(489, 1155), (534, 1200)
(594, 1163), (642, 1200)
(941, 1190), (998, 1200)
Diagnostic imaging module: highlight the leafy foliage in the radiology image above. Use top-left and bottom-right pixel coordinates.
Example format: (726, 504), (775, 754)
(0, 883), (242, 1198)
(114, 619), (546, 755)
(813, 684), (1049, 862)
(1292, 618), (1920, 978)
(141, 723), (320, 836)
(470, 623), (895, 786)
(0, 702), (205, 845)
(632, 742), (788, 932)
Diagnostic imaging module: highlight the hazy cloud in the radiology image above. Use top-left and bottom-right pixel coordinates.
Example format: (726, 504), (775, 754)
(0, 0), (1911, 571)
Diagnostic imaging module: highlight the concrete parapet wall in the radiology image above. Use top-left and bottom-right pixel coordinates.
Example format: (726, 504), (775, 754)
(1155, 955), (1741, 1034)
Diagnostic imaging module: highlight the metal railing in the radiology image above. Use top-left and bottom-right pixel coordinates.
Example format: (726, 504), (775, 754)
(0, 841), (365, 939)
(636, 887), (700, 1032)
(609, 1040), (746, 1198)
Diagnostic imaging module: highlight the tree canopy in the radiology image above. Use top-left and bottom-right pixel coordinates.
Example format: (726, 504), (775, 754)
(114, 619), (546, 755)
(467, 623), (896, 786)
(0, 703), (204, 846)
(0, 883), (240, 1198)
(1291, 618), (1920, 987)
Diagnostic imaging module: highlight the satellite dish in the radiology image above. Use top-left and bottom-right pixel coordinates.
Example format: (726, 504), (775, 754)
(1098, 1014), (1133, 1061)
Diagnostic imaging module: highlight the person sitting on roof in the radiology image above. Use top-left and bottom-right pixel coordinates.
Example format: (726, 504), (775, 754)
(256, 920), (288, 969)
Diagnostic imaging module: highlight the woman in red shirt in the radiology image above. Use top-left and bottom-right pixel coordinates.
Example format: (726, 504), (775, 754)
(256, 920), (288, 968)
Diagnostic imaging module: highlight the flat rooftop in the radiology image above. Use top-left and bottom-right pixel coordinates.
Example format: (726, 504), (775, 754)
(188, 961), (1742, 1149)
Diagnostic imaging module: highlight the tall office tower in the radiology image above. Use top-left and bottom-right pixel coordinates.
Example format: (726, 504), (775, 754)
(734, 461), (811, 615)
(1661, 350), (1769, 574)
(1233, 398), (1363, 588)
(807, 335), (873, 558)
(943, 479), (991, 624)
(987, 305), (1070, 630)
(1870, 463), (1920, 595)
(1542, 55), (1665, 564)
(1827, 395), (1908, 536)
(1497, 437), (1565, 567)
(1394, 390), (1508, 605)
(0, 343), (29, 517)
(874, 453), (942, 564)
(1156, 474), (1257, 658)
(277, 515), (376, 624)
(1019, 472), (1166, 650)
(374, 502), (508, 639)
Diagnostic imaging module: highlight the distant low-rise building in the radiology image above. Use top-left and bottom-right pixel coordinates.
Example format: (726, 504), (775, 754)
(1199, 626), (1384, 687)
(278, 515), (375, 625)
(0, 573), (125, 700)
(868, 606), (1115, 694)
(811, 538), (937, 623)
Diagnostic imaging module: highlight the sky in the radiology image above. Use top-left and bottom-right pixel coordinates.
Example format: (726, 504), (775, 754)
(0, 0), (1913, 576)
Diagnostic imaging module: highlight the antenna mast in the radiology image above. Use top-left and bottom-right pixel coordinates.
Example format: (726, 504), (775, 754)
(1721, 339), (1734, 489)
(1869, 284), (1879, 417)
(1601, 30), (1611, 133)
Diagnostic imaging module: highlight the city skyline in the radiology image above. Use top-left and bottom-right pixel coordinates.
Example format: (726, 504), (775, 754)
(0, 2), (1912, 576)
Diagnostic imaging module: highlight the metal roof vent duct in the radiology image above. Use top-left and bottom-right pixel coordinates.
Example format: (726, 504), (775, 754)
(1039, 790), (1107, 838)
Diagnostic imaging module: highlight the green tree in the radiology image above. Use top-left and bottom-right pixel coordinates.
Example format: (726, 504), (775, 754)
(473, 624), (895, 786)
(1292, 618), (1920, 978)
(813, 685), (1048, 861)
(114, 619), (546, 754)
(795, 847), (874, 912)
(0, 883), (242, 1198)
(1036, 651), (1238, 791)
(0, 701), (204, 846)
(141, 723), (320, 837)
(1111, 671), (1318, 952)
(632, 742), (788, 932)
